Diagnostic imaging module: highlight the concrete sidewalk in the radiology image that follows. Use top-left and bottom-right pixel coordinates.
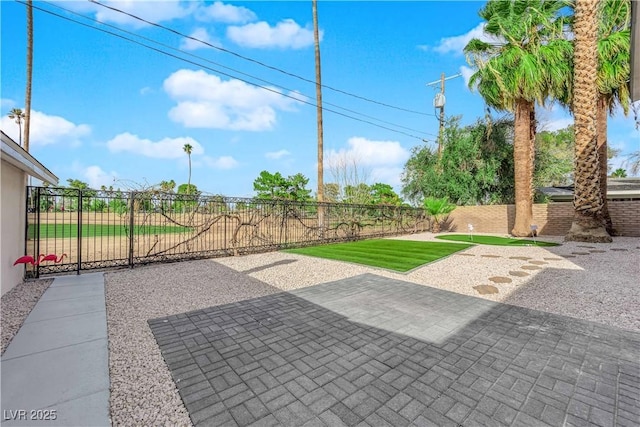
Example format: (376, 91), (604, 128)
(1, 273), (110, 426)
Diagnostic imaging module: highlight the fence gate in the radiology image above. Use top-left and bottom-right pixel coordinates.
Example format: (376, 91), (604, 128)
(24, 186), (429, 278)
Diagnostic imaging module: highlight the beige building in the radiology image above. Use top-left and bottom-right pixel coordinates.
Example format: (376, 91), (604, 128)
(1, 131), (58, 295)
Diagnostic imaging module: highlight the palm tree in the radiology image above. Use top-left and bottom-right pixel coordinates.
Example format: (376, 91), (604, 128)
(464, 0), (572, 237)
(610, 168), (627, 178)
(566, 0), (612, 242)
(24, 0), (33, 153)
(183, 143), (193, 194)
(8, 108), (25, 147)
(595, 0), (631, 234)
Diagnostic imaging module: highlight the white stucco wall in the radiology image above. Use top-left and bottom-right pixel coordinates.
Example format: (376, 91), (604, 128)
(1, 160), (27, 295)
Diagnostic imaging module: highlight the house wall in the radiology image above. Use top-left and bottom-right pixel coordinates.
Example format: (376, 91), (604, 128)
(447, 201), (640, 237)
(1, 161), (27, 296)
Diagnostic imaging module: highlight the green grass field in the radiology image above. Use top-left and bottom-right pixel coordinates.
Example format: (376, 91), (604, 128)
(28, 223), (191, 239)
(283, 239), (474, 272)
(435, 234), (559, 247)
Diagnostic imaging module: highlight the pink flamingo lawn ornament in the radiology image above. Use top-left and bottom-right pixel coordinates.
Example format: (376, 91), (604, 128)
(13, 254), (45, 266)
(41, 253), (67, 263)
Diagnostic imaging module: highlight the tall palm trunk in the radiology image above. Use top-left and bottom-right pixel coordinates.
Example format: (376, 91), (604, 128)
(511, 99), (534, 237)
(566, 0), (612, 242)
(24, 0), (33, 153)
(17, 121), (23, 147)
(187, 153), (192, 194)
(312, 0), (325, 230)
(597, 94), (614, 234)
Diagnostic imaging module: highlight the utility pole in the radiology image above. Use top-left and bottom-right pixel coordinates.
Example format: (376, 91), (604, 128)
(438, 73), (445, 158)
(426, 73), (462, 158)
(312, 0), (323, 204)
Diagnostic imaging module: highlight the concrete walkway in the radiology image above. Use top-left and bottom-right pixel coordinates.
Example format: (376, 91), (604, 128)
(1, 273), (110, 426)
(150, 273), (640, 427)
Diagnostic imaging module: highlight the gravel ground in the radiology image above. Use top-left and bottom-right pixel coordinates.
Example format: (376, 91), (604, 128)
(1, 278), (53, 355)
(101, 232), (640, 426)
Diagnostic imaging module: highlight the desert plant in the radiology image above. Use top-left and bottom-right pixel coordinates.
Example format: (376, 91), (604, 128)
(423, 197), (456, 233)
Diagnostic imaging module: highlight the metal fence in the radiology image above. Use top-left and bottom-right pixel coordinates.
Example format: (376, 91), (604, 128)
(24, 186), (430, 278)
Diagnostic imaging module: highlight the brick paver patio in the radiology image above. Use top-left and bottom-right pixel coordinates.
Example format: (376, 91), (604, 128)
(149, 273), (640, 426)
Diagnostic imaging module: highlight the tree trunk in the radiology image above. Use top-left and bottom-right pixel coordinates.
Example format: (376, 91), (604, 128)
(566, 0), (612, 243)
(511, 99), (534, 237)
(187, 155), (191, 194)
(24, 0), (33, 153)
(597, 95), (614, 234)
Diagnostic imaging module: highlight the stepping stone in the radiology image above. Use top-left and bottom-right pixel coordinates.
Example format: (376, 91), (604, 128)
(521, 265), (542, 270)
(489, 276), (512, 284)
(509, 271), (530, 277)
(457, 253), (476, 256)
(509, 256), (531, 260)
(611, 248), (628, 252)
(481, 255), (501, 258)
(528, 260), (548, 265)
(571, 252), (591, 255)
(543, 257), (562, 261)
(589, 250), (606, 253)
(474, 285), (499, 295)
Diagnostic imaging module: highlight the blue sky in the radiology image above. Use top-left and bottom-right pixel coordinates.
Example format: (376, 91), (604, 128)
(2, 1), (638, 198)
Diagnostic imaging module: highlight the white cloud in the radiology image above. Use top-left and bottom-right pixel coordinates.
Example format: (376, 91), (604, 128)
(0, 109), (90, 146)
(265, 149), (291, 160)
(163, 69), (300, 131)
(83, 165), (119, 189)
(460, 65), (475, 88)
(196, 1), (256, 23)
(203, 155), (239, 169)
(1, 98), (16, 109)
(181, 27), (221, 51)
(106, 132), (204, 159)
(431, 23), (503, 56)
(93, 1), (194, 29)
(227, 19), (318, 49)
(326, 137), (410, 168)
(139, 86), (153, 95)
(371, 166), (404, 187)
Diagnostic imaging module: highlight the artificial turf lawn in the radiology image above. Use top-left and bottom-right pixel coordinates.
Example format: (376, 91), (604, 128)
(283, 239), (474, 272)
(435, 234), (559, 247)
(28, 223), (191, 239)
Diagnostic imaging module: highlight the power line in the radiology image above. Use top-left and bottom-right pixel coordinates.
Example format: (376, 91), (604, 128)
(88, 0), (436, 118)
(20, 1), (438, 140)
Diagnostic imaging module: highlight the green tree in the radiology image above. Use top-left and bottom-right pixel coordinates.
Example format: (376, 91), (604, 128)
(323, 183), (341, 203)
(369, 183), (402, 206)
(159, 179), (176, 193)
(464, 0), (572, 236)
(183, 143), (193, 194)
(253, 171), (312, 201)
(610, 168), (627, 178)
(535, 126), (575, 187)
(8, 108), (25, 147)
(402, 116), (515, 206)
(65, 178), (96, 211)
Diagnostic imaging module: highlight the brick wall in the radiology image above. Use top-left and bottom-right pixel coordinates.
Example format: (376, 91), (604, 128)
(447, 201), (639, 237)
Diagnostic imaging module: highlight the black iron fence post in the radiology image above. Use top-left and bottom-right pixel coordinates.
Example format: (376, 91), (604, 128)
(128, 192), (135, 268)
(77, 189), (82, 275)
(35, 187), (40, 278)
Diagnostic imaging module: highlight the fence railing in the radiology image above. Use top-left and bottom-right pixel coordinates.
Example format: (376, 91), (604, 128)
(24, 187), (430, 277)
